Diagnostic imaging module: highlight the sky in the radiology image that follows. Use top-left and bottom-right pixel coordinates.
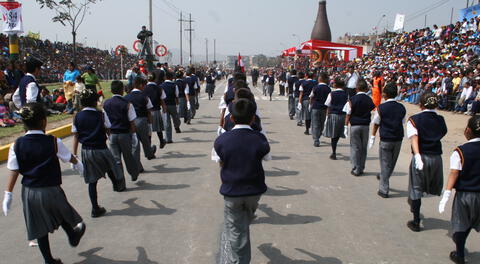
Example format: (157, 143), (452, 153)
(17, 0), (470, 59)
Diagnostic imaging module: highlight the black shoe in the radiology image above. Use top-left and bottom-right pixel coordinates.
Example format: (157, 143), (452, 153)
(114, 186), (127, 192)
(166, 140), (173, 144)
(351, 170), (360, 177)
(376, 174), (380, 180)
(377, 191), (389, 198)
(175, 128), (181, 133)
(69, 223), (86, 247)
(147, 146), (157, 160)
(46, 259), (63, 264)
(132, 173), (139, 181)
(289, 116), (294, 120)
(407, 220), (421, 232)
(304, 131), (310, 135)
(314, 142), (320, 147)
(297, 122), (303, 126)
(449, 251), (465, 264)
(329, 153), (337, 160)
(160, 140), (167, 149)
(91, 207), (106, 218)
(187, 121), (191, 125)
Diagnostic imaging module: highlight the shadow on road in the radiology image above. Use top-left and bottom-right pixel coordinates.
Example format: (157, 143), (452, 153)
(161, 151), (208, 159)
(107, 198), (176, 217)
(271, 156), (291, 161)
(265, 167), (299, 177)
(422, 217), (451, 233)
(265, 186), (307, 197)
(75, 247), (158, 264)
(258, 243), (342, 264)
(152, 164), (200, 173)
(387, 188), (409, 198)
(196, 120), (218, 125)
(254, 204), (321, 225)
(126, 181), (190, 192)
(176, 137), (212, 143)
(181, 128), (217, 134)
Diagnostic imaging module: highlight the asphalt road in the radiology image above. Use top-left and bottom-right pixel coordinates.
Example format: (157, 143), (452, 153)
(0, 79), (477, 264)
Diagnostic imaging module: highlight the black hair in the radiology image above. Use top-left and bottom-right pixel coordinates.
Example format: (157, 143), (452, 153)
(318, 72), (329, 83)
(234, 80), (248, 90)
(20, 103), (47, 130)
(290, 69), (297, 75)
(165, 70), (174, 80)
(383, 83), (398, 99)
(231, 98), (255, 125)
(307, 72), (315, 79)
(356, 78), (368, 92)
(298, 72), (305, 79)
(468, 115), (480, 138)
(76, 75), (84, 83)
(111, 80), (124, 95)
(156, 63), (162, 67)
(79, 89), (99, 108)
(69, 62), (76, 68)
(134, 76), (145, 88)
(233, 72), (247, 82)
(420, 92), (439, 109)
(26, 58), (43, 73)
(176, 70), (184, 79)
(147, 73), (155, 82)
(334, 77), (345, 88)
(234, 88), (254, 101)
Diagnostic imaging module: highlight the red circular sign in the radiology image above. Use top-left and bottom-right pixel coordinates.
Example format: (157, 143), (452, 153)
(155, 45), (168, 57)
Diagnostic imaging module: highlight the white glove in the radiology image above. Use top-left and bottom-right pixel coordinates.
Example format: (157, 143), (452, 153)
(368, 135), (376, 149)
(71, 162), (84, 175)
(297, 103), (302, 111)
(344, 125), (349, 138)
(187, 101), (191, 110)
(108, 134), (112, 142)
(414, 154), (424, 171)
(148, 124), (152, 137)
(3, 191), (12, 216)
(176, 105), (180, 114)
(308, 104), (312, 112)
(217, 126), (225, 136)
(131, 133), (139, 151)
(438, 190), (452, 214)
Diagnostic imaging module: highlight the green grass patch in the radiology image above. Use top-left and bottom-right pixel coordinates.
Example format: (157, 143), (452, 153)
(0, 114), (72, 139)
(46, 81), (114, 99)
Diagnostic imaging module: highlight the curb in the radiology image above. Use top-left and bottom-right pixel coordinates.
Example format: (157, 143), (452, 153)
(0, 124), (73, 162)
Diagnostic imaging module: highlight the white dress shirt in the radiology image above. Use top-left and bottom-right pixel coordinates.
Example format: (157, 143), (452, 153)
(450, 138), (480, 171)
(406, 110), (436, 138)
(111, 95), (137, 121)
(12, 73), (41, 108)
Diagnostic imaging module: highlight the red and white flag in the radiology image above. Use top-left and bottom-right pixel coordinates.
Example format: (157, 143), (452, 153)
(0, 1), (23, 34)
(238, 53), (245, 72)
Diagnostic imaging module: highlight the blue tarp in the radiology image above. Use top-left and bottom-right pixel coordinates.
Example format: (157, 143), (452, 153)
(459, 4), (480, 21)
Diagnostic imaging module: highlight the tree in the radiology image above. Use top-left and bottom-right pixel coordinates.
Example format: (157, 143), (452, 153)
(36, 0), (101, 63)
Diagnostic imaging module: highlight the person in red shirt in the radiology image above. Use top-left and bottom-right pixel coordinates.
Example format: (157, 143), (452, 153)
(55, 91), (67, 105)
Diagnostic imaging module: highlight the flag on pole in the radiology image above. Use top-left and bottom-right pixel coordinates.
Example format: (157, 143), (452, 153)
(0, 1), (23, 34)
(238, 53), (245, 72)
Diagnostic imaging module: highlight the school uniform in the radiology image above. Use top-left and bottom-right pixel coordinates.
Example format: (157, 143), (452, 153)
(324, 89), (348, 139)
(372, 99), (406, 195)
(262, 74), (268, 96)
(344, 92), (376, 175)
(160, 80), (181, 142)
(310, 82), (331, 145)
(212, 125), (271, 264)
(12, 73), (42, 108)
(287, 75), (299, 119)
(406, 110), (447, 201)
(103, 95), (140, 180)
(7, 131), (83, 240)
(191, 74), (201, 110)
(279, 72), (287, 96)
(185, 76), (199, 120)
(294, 79), (303, 125)
(265, 75), (275, 98)
(175, 78), (188, 122)
(223, 103), (263, 133)
(125, 89), (156, 162)
(300, 79), (315, 124)
(205, 74), (216, 99)
(144, 82), (166, 135)
(72, 108), (126, 190)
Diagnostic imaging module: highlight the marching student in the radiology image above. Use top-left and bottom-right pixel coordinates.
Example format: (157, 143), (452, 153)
(299, 72), (316, 135)
(185, 68), (200, 121)
(222, 86), (263, 133)
(125, 77), (157, 163)
(262, 71), (268, 96)
(265, 70), (275, 101)
(406, 92), (447, 232)
(103, 81), (141, 180)
(72, 89), (126, 218)
(310, 72), (331, 146)
(324, 77), (348, 160)
(205, 70), (216, 100)
(286, 69), (299, 120)
(212, 98), (271, 264)
(218, 71), (247, 134)
(2, 103), (86, 264)
(369, 83), (406, 198)
(295, 72), (306, 126)
(160, 70), (182, 143)
(438, 116), (480, 264)
(144, 74), (167, 149)
(175, 70), (191, 124)
(344, 78), (376, 176)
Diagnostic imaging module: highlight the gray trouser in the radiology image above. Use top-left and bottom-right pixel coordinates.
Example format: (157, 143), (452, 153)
(301, 100), (311, 121)
(350, 125), (369, 173)
(223, 195), (261, 264)
(178, 97), (187, 120)
(294, 97), (302, 123)
(109, 133), (139, 180)
(187, 96), (196, 121)
(378, 140), (402, 194)
(311, 108), (327, 144)
(165, 104), (181, 141)
(288, 95), (295, 117)
(134, 117), (155, 162)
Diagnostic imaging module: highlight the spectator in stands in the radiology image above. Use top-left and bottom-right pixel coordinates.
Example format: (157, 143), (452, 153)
(82, 66), (102, 92)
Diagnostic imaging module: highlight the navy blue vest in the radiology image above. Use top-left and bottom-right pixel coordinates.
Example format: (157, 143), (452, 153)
(161, 81), (177, 105)
(287, 76), (299, 95)
(349, 93), (376, 126)
(185, 76), (197, 96)
(74, 110), (107, 149)
(144, 83), (161, 110)
(455, 141), (480, 192)
(267, 75), (275, 85)
(214, 128), (270, 197)
(103, 96), (131, 134)
(124, 91), (149, 118)
(409, 111), (447, 155)
(14, 134), (62, 188)
(175, 79), (187, 98)
(206, 75), (215, 84)
(311, 84), (330, 109)
(18, 75), (41, 106)
(294, 79), (302, 98)
(224, 84), (236, 107)
(329, 90), (348, 115)
(378, 101), (406, 142)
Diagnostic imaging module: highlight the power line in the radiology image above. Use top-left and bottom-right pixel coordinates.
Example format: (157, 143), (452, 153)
(406, 0), (450, 22)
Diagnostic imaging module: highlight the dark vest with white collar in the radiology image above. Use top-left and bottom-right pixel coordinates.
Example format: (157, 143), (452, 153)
(329, 90), (348, 115)
(311, 84), (330, 109)
(301, 80), (315, 101)
(409, 111), (447, 155)
(378, 101), (406, 142)
(74, 110), (107, 149)
(18, 75), (41, 106)
(15, 134), (62, 187)
(454, 141), (480, 192)
(349, 93), (375, 126)
(287, 76), (299, 95)
(144, 83), (161, 111)
(124, 90), (149, 118)
(160, 81), (177, 105)
(175, 79), (187, 99)
(103, 96), (131, 134)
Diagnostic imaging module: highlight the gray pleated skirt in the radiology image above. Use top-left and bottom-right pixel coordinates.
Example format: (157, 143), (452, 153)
(452, 191), (480, 233)
(408, 154), (443, 200)
(151, 110), (164, 132)
(81, 148), (116, 184)
(324, 113), (346, 139)
(266, 85), (274, 95)
(178, 97), (187, 118)
(302, 100), (311, 121)
(22, 185), (82, 240)
(206, 83), (215, 94)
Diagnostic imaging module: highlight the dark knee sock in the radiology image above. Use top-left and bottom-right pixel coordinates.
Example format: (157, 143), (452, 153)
(38, 235), (55, 263)
(411, 199), (421, 223)
(156, 131), (164, 142)
(305, 120), (311, 131)
(60, 221), (76, 239)
(88, 182), (99, 210)
(331, 137), (340, 154)
(106, 170), (116, 184)
(453, 229), (471, 258)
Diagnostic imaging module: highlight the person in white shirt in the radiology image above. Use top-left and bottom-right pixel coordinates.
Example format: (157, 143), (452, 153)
(12, 57), (44, 109)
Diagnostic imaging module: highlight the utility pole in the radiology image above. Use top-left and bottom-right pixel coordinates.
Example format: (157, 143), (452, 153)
(184, 13), (195, 65)
(450, 7), (454, 24)
(205, 38), (209, 65)
(7, 0), (19, 60)
(424, 15), (427, 28)
(179, 12), (184, 65)
(214, 38), (217, 64)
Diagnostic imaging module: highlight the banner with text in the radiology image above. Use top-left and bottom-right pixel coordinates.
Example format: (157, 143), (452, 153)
(0, 1), (23, 34)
